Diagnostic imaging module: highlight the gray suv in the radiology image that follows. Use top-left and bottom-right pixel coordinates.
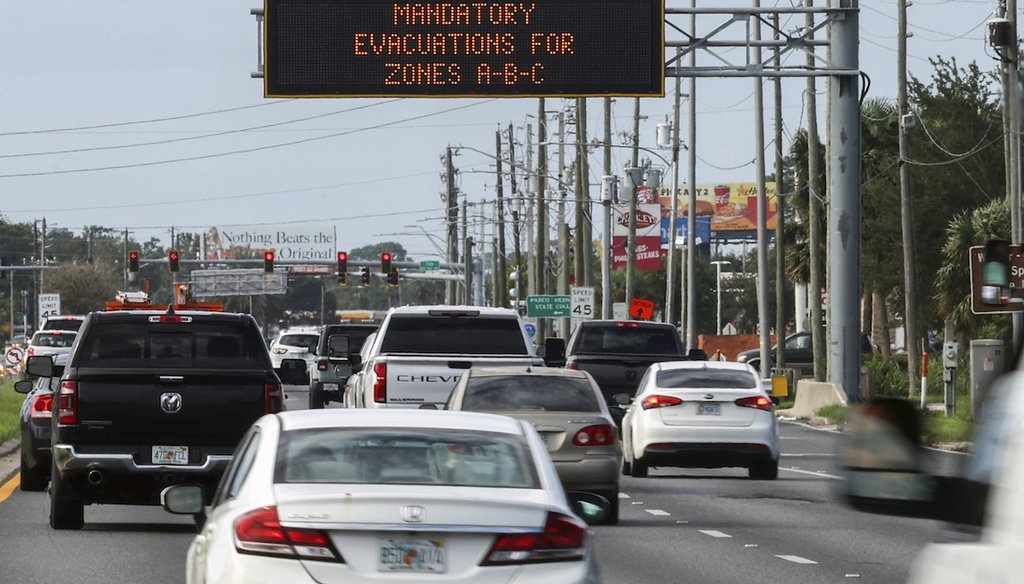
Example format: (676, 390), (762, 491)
(308, 323), (378, 408)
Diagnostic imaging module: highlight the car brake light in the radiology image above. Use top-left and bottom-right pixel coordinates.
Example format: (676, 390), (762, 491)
(234, 506), (342, 562)
(565, 358), (578, 370)
(31, 394), (53, 419)
(272, 348), (287, 355)
(641, 395), (683, 410)
(26, 346), (35, 358)
(483, 512), (587, 565)
(735, 395), (774, 412)
(373, 362), (387, 403)
(58, 381), (78, 425)
(52, 331), (62, 336)
(573, 424), (615, 446)
(265, 383), (284, 413)
(317, 359), (328, 372)
(614, 322), (641, 328)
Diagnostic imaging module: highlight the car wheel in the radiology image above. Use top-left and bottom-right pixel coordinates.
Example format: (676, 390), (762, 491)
(630, 457), (649, 478)
(748, 458), (779, 480)
(308, 384), (324, 409)
(20, 450), (48, 492)
(602, 490), (620, 525)
(49, 461), (84, 530)
(621, 456), (632, 476)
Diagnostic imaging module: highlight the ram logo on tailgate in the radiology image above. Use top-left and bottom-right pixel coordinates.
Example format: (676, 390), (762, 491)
(396, 375), (460, 383)
(160, 392), (183, 414)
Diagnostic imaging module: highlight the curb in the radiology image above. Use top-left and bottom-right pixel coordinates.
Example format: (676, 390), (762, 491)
(0, 439), (21, 486)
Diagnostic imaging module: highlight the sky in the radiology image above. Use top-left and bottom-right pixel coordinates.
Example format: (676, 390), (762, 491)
(0, 0), (1008, 264)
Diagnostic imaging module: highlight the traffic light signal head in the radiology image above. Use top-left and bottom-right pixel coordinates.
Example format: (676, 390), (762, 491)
(168, 250), (180, 273)
(361, 267), (371, 286)
(387, 268), (400, 287)
(128, 250), (140, 273)
(380, 251), (392, 274)
(263, 250), (275, 273)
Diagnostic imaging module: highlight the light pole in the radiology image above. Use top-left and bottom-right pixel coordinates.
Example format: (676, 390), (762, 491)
(712, 260), (731, 335)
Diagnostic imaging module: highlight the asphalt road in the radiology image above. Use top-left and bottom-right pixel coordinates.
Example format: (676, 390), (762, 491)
(0, 422), (961, 584)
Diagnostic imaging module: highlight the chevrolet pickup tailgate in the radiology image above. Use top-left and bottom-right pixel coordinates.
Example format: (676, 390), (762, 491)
(381, 356), (539, 408)
(71, 368), (270, 446)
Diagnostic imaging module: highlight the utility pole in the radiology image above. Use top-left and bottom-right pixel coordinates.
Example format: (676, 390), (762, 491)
(558, 111), (571, 338)
(464, 236), (474, 305)
(1003, 0), (1023, 346)
(773, 12), (787, 368)
(898, 0), (920, 395)
(461, 198), (469, 304)
(495, 130), (508, 309)
(806, 0), (825, 382)
(525, 123), (536, 299)
(685, 0), (697, 351)
(665, 50), (683, 326)
(508, 124), (523, 312)
(445, 147), (458, 305)
(40, 218), (47, 293)
(625, 98), (642, 314)
(537, 99), (548, 341)
(602, 98), (613, 318)
(579, 99), (594, 288)
(753, 0), (770, 380)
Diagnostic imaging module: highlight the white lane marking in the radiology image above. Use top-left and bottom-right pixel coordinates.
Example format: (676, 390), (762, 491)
(744, 544), (758, 548)
(618, 492), (631, 499)
(845, 575), (862, 579)
(776, 555), (818, 565)
(631, 501), (645, 505)
(782, 463), (839, 477)
(699, 530), (732, 539)
(675, 520), (689, 524)
(645, 509), (671, 516)
(780, 453), (836, 457)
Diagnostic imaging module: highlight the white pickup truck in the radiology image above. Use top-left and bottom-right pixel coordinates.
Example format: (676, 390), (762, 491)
(838, 363), (1024, 582)
(346, 306), (548, 409)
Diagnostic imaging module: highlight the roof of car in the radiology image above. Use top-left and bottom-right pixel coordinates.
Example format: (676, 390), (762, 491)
(387, 305), (521, 317)
(277, 409), (525, 435)
(466, 367), (589, 379)
(654, 360), (757, 373)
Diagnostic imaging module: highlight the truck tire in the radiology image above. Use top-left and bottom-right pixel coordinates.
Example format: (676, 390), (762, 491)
(630, 457), (649, 478)
(49, 462), (84, 530)
(602, 490), (620, 525)
(309, 384), (324, 409)
(20, 450), (48, 492)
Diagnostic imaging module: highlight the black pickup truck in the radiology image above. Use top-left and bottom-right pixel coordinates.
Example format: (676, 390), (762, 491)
(562, 320), (690, 423)
(28, 308), (286, 530)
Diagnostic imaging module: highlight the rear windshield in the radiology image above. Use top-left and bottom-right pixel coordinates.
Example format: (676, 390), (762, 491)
(461, 375), (600, 412)
(42, 318), (83, 332)
(576, 324), (679, 355)
(77, 322), (270, 369)
(319, 328), (376, 355)
(277, 334), (318, 352)
(656, 368), (758, 389)
(30, 332), (76, 347)
(276, 428), (539, 488)
(379, 316), (528, 355)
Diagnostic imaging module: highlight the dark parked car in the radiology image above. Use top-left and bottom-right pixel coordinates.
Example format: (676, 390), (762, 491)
(735, 331), (877, 374)
(15, 353), (68, 491)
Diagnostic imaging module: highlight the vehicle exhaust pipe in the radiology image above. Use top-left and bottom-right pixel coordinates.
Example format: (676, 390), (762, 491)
(87, 470), (103, 485)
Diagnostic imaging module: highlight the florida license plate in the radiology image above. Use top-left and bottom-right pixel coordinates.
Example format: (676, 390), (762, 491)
(323, 383), (339, 392)
(152, 445), (189, 465)
(697, 404), (721, 416)
(378, 539), (447, 573)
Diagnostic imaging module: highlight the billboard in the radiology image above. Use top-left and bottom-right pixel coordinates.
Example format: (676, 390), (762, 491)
(611, 203), (662, 270)
(656, 182), (778, 236)
(204, 225), (335, 262)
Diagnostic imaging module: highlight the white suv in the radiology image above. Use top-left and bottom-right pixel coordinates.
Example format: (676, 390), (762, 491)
(267, 327), (319, 369)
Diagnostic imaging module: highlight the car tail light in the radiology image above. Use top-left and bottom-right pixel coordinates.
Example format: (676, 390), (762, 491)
(265, 383), (284, 413)
(58, 381), (78, 425)
(482, 512), (587, 565)
(614, 322), (641, 328)
(372, 362), (387, 403)
(26, 346), (35, 358)
(31, 394), (53, 419)
(272, 348), (287, 355)
(234, 506), (342, 562)
(573, 424), (615, 446)
(317, 359), (328, 372)
(641, 395), (683, 410)
(735, 395), (774, 412)
(565, 358), (578, 370)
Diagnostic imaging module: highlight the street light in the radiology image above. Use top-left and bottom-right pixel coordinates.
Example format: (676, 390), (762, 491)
(712, 260), (732, 335)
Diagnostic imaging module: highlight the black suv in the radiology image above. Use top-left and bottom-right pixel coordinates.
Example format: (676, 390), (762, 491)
(29, 308), (285, 530)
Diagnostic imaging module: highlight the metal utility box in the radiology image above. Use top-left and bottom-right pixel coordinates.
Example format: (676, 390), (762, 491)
(970, 340), (1006, 417)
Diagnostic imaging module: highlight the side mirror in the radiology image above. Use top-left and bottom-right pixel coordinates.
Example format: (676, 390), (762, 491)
(543, 337), (566, 367)
(567, 491), (611, 525)
(981, 238), (1011, 305)
(160, 484), (207, 532)
(26, 355), (54, 378)
(327, 334), (350, 360)
(612, 392), (633, 407)
(14, 380), (34, 394)
(277, 358), (310, 385)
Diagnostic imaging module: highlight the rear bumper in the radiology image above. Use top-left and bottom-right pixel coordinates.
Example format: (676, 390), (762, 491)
(640, 443), (776, 468)
(52, 444), (232, 505)
(553, 455), (620, 493)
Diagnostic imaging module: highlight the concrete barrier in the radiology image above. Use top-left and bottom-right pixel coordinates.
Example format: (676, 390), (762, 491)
(777, 379), (848, 419)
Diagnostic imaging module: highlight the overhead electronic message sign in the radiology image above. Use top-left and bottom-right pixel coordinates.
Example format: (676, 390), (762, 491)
(264, 0), (665, 97)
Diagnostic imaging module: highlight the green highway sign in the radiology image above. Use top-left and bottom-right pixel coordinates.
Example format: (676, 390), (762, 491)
(419, 260), (441, 271)
(527, 295), (571, 318)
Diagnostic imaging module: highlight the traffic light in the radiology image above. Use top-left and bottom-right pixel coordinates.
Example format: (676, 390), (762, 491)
(168, 250), (180, 273)
(263, 250), (275, 273)
(337, 251), (348, 285)
(380, 251), (392, 274)
(128, 250), (140, 273)
(387, 268), (400, 287)
(360, 267), (371, 286)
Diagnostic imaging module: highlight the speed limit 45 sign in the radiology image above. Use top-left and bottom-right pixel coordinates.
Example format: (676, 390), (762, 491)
(571, 287), (595, 320)
(38, 293), (61, 325)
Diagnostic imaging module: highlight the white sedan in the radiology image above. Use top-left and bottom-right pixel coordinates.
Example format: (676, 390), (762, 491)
(621, 361), (780, 480)
(162, 409), (605, 584)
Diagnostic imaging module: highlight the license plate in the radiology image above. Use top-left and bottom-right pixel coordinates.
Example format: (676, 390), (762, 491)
(697, 404), (721, 416)
(323, 383), (339, 392)
(378, 539), (447, 573)
(152, 445), (189, 465)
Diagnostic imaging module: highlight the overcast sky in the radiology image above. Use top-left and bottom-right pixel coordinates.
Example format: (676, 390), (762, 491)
(0, 0), (1006, 262)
